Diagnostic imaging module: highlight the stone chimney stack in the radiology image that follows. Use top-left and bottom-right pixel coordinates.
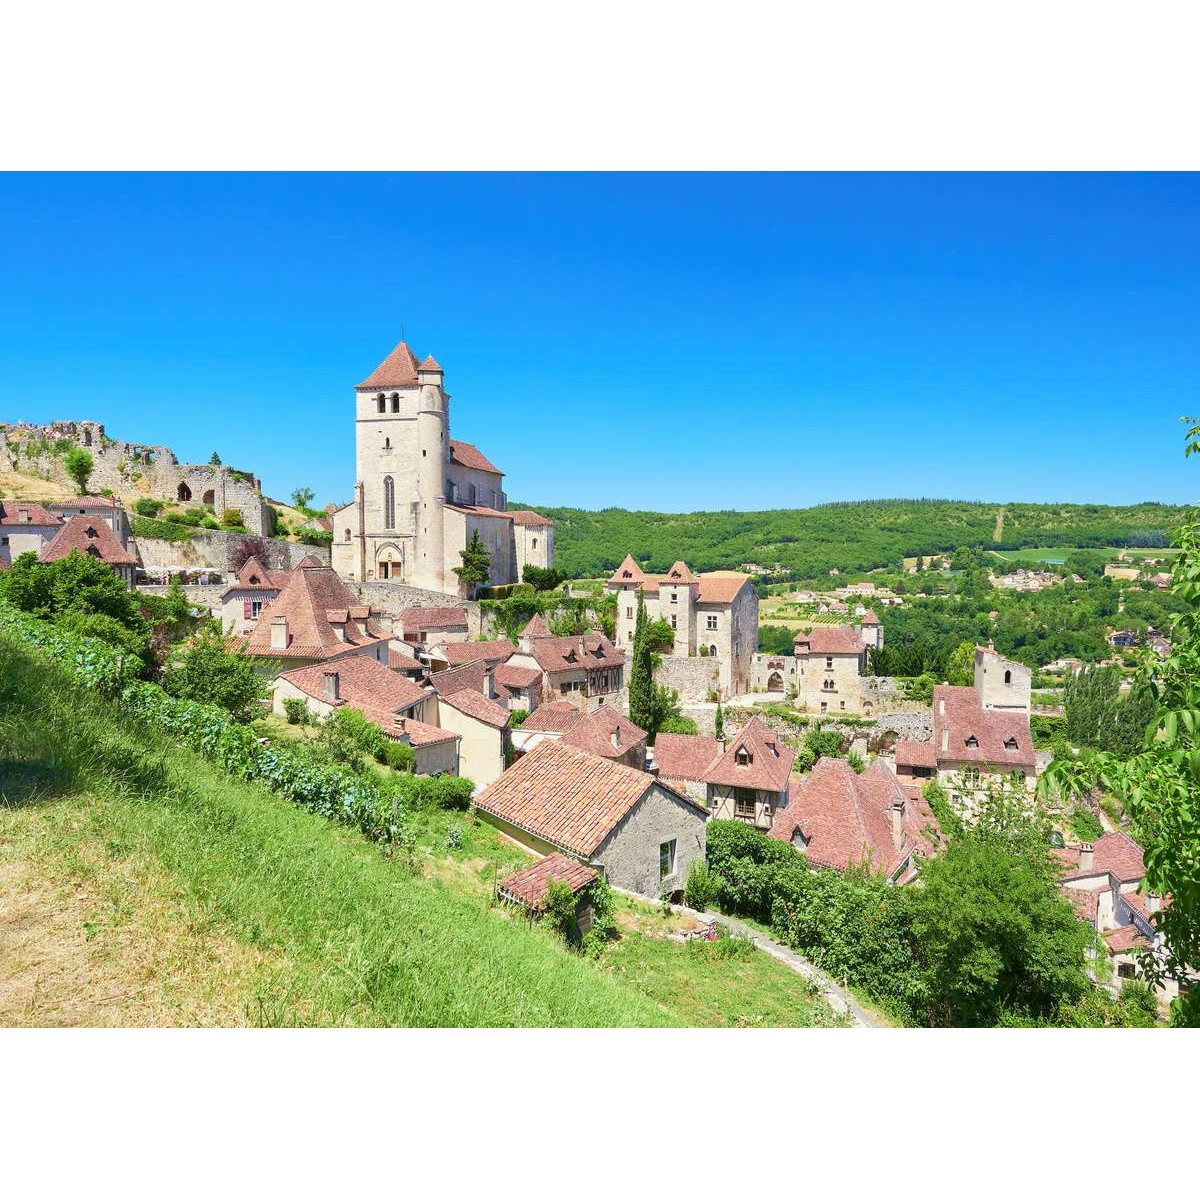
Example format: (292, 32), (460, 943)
(17, 506), (29, 523)
(891, 797), (906, 851)
(1078, 843), (1095, 873)
(940, 725), (949, 752)
(611, 726), (622, 751)
(270, 615), (289, 650)
(323, 671), (340, 702)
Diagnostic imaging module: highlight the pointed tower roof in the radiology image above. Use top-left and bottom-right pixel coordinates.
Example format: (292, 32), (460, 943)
(664, 560), (698, 584)
(521, 613), (552, 640)
(357, 340), (421, 389)
(607, 554), (647, 585)
(419, 354), (442, 371)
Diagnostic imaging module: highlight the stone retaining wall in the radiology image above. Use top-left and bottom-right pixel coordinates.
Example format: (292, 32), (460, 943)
(655, 655), (723, 703)
(133, 531), (327, 573)
(346, 581), (485, 634)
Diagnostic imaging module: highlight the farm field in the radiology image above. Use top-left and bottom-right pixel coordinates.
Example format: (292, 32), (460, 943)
(988, 546), (1179, 567)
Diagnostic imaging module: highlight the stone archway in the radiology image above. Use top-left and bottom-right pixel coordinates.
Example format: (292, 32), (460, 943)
(767, 671), (784, 693)
(376, 543), (404, 581)
(177, 482), (192, 502)
(201, 489), (215, 507)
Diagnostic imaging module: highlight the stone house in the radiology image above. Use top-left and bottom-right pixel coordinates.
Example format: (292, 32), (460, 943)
(498, 854), (599, 931)
(792, 624), (868, 715)
(973, 645), (1031, 713)
(769, 757), (941, 885)
(270, 655), (459, 776)
(219, 553), (324, 636)
(511, 704), (648, 770)
(395, 604), (469, 646)
(506, 621), (626, 713)
(605, 556), (758, 697)
(241, 564), (391, 674)
(428, 660), (512, 787)
(38, 514), (137, 587)
(47, 496), (131, 545)
(328, 340), (553, 592)
(651, 716), (795, 830)
(428, 638), (516, 673)
(0, 501), (63, 567)
(492, 663), (543, 712)
(472, 739), (707, 899)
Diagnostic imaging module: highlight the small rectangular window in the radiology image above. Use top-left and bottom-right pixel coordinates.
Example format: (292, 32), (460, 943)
(1117, 963), (1136, 979)
(670, 592), (677, 604)
(825, 656), (833, 669)
(626, 607), (633, 619)
(659, 839), (676, 880)
(706, 615), (718, 631)
(670, 614), (677, 629)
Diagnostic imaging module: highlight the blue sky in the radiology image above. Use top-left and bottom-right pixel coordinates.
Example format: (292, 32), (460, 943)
(0, 173), (1196, 512)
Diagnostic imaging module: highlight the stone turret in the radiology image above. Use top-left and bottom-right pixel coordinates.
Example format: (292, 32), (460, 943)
(414, 356), (448, 591)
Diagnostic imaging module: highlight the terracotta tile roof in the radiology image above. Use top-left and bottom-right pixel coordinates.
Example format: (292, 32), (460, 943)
(1058, 831), (1146, 884)
(443, 503), (512, 520)
(498, 853), (597, 910)
(664, 560), (699, 583)
(439, 639), (516, 666)
(1121, 889), (1169, 923)
(440, 687), (511, 729)
(232, 554), (287, 589)
(474, 739), (695, 856)
(396, 715), (459, 747)
(277, 656), (431, 737)
(0, 501), (62, 526)
(702, 716), (795, 793)
(520, 613), (552, 639)
(508, 509), (554, 527)
(50, 494), (119, 508)
(770, 758), (940, 877)
(357, 340), (420, 389)
(430, 659), (489, 698)
(793, 625), (864, 656)
(1062, 885), (1101, 924)
(933, 685), (1035, 771)
(529, 631), (625, 675)
(520, 700), (584, 734)
(449, 439), (502, 475)
(1104, 924), (1151, 954)
(653, 733), (722, 782)
(559, 707), (648, 761)
(697, 571), (751, 605)
(895, 740), (938, 769)
(859, 610), (880, 625)
(607, 555), (647, 585)
(494, 663), (543, 690)
(397, 604), (468, 631)
(388, 643), (420, 669)
(38, 515), (136, 566)
(419, 354), (442, 371)
(245, 566), (388, 660)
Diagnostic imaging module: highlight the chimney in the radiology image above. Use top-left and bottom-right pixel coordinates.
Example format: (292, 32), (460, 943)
(270, 615), (289, 649)
(322, 671), (340, 702)
(17, 506), (29, 524)
(611, 726), (622, 751)
(940, 725), (949, 752)
(1078, 843), (1094, 873)
(891, 798), (906, 851)
(938, 697), (945, 715)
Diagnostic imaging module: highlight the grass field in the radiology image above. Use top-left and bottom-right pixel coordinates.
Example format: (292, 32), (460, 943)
(0, 632), (837, 1028)
(988, 546), (1179, 567)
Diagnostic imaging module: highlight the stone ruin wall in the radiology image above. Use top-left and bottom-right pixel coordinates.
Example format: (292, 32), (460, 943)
(1, 420), (272, 534)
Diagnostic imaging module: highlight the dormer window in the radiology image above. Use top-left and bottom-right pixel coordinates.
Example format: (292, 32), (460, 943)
(965, 735), (979, 748)
(622, 570), (632, 578)
(248, 575), (260, 585)
(85, 526), (97, 539)
(1004, 737), (1019, 750)
(735, 746), (752, 767)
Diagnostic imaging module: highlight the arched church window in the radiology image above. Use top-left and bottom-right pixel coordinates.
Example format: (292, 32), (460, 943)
(383, 476), (395, 529)
(391, 393), (400, 413)
(344, 528), (351, 543)
(384, 437), (390, 450)
(376, 394), (386, 414)
(1004, 669), (1012, 684)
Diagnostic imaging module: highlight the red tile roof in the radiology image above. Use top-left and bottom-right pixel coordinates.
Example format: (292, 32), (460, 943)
(1104, 924), (1151, 954)
(653, 733), (723, 782)
(528, 631), (625, 675)
(38, 515), (136, 566)
(770, 758), (940, 877)
(1121, 889), (1169, 923)
(397, 604), (468, 631)
(933, 685), (1035, 771)
(245, 566), (388, 659)
(702, 716), (795, 793)
(49, 494), (119, 509)
(430, 659), (489, 698)
(357, 340), (421, 389)
(498, 853), (597, 910)
(664, 561), (699, 584)
(388, 643), (420, 669)
(396, 716), (460, 747)
(449, 439), (502, 475)
(520, 613), (552, 640)
(474, 739), (698, 856)
(1058, 831), (1146, 884)
(895, 740), (938, 769)
(604, 556), (750, 605)
(0, 501), (62, 526)
(277, 656), (430, 736)
(520, 700), (585, 734)
(494, 663), (543, 690)
(439, 639), (516, 666)
(508, 509), (554, 527)
(793, 625), (864, 656)
(1062, 885), (1101, 924)
(607, 555), (647, 585)
(559, 707), (648, 761)
(859, 610), (880, 625)
(419, 354), (442, 371)
(696, 571), (752, 605)
(440, 687), (511, 729)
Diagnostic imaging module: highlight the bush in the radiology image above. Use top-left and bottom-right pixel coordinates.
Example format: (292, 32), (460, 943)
(1070, 806), (1105, 842)
(282, 697), (309, 725)
(509, 708), (529, 729)
(133, 497), (164, 518)
(130, 515), (194, 544)
(376, 740), (416, 773)
(683, 859), (721, 910)
(522, 565), (564, 591)
(221, 508), (246, 528)
(162, 629), (266, 721)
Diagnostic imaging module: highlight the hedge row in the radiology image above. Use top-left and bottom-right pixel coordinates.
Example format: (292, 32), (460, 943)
(0, 601), (474, 846)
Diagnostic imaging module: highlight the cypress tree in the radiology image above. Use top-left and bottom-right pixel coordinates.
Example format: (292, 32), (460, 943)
(628, 591), (653, 732)
(714, 698), (725, 742)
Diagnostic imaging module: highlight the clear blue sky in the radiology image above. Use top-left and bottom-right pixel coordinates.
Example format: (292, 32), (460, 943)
(1, 173), (1196, 512)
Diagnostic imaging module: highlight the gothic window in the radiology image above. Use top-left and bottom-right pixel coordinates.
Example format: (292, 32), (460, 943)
(1004, 669), (1012, 684)
(709, 644), (717, 657)
(383, 476), (395, 529)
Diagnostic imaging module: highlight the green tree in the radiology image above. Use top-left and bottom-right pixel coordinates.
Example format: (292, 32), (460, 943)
(945, 640), (977, 687)
(162, 629), (266, 721)
(290, 486), (315, 511)
(318, 706), (386, 769)
(453, 530), (492, 597)
(627, 591), (653, 733)
(209, 450), (222, 465)
(64, 447), (94, 494)
(714, 698), (725, 742)
(642, 617), (675, 653)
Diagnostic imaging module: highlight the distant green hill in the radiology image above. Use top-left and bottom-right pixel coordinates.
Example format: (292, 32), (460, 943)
(517, 499), (1190, 580)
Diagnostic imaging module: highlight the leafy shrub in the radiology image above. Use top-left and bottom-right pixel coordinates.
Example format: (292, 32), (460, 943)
(509, 708), (529, 729)
(376, 740), (416, 773)
(130, 515), (194, 544)
(162, 629), (266, 721)
(656, 714), (698, 736)
(282, 697), (309, 725)
(221, 509), (245, 527)
(133, 497), (164, 518)
(544, 878), (582, 944)
(1070, 806), (1105, 842)
(522, 565), (564, 591)
(683, 859), (721, 910)
(445, 824), (463, 851)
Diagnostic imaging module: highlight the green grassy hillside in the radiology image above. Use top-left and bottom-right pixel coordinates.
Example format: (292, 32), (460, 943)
(519, 499), (1187, 579)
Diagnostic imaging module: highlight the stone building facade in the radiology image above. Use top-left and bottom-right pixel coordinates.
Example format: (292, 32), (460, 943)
(329, 340), (553, 594)
(605, 556), (757, 697)
(750, 621), (873, 715)
(0, 421), (272, 534)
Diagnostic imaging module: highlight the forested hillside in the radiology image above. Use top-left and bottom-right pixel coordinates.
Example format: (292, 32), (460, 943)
(519, 499), (1188, 579)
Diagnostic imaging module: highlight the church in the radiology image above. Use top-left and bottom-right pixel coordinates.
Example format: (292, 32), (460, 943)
(331, 339), (554, 594)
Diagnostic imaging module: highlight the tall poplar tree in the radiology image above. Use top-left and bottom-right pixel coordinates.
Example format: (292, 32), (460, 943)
(628, 590), (653, 732)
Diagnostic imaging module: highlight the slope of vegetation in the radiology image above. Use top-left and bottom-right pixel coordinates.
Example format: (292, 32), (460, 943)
(518, 498), (1186, 579)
